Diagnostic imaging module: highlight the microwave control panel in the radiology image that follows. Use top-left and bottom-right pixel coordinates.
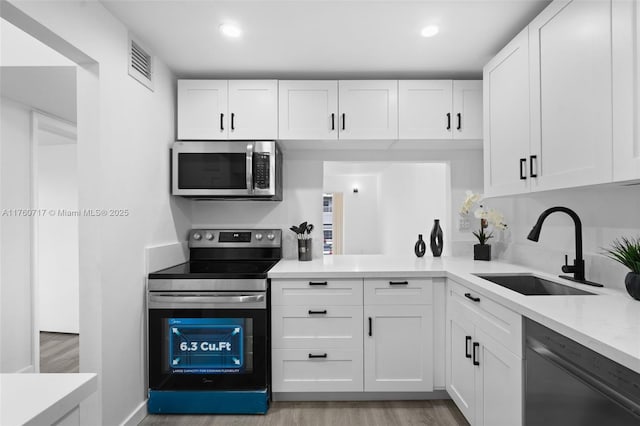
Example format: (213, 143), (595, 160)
(253, 153), (270, 189)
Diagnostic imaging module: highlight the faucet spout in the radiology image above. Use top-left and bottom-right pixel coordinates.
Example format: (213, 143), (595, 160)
(527, 206), (584, 281)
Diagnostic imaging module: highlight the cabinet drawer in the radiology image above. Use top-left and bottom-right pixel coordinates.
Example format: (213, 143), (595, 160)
(272, 305), (363, 349)
(364, 278), (433, 305)
(272, 349), (363, 392)
(271, 279), (363, 306)
(447, 279), (522, 357)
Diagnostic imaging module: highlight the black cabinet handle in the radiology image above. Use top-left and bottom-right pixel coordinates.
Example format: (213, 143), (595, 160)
(309, 281), (328, 286)
(520, 158), (527, 180)
(220, 113), (224, 131)
(473, 342), (480, 366)
(465, 336), (472, 359)
(446, 113), (451, 130)
(530, 155), (538, 178)
(464, 293), (480, 302)
(368, 317), (372, 337)
(389, 281), (409, 286)
(331, 113), (335, 130)
(231, 113), (235, 130)
(457, 113), (462, 130)
(308, 353), (328, 359)
(308, 310), (327, 315)
(341, 113), (346, 131)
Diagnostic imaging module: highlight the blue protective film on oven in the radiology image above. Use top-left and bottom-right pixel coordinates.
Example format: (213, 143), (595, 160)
(167, 318), (245, 374)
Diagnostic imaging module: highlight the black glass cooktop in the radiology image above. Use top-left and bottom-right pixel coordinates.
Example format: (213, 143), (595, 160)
(148, 259), (279, 279)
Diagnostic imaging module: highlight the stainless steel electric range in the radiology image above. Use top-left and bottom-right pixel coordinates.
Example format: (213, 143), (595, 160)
(146, 229), (282, 414)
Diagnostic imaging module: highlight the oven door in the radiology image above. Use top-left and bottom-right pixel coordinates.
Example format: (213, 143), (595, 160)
(171, 141), (277, 198)
(148, 292), (268, 391)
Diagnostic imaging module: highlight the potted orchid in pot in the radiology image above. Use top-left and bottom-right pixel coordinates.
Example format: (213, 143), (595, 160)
(460, 191), (507, 261)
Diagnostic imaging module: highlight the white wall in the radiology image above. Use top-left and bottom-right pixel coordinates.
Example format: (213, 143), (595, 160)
(0, 98), (33, 373)
(37, 139), (79, 334)
(193, 149), (483, 259)
(324, 173), (381, 254)
(486, 186), (640, 292)
(5, 1), (191, 424)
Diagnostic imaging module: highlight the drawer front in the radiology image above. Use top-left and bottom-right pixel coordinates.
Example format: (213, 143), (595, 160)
(447, 279), (522, 357)
(364, 278), (433, 305)
(271, 279), (363, 306)
(272, 349), (364, 392)
(272, 305), (363, 349)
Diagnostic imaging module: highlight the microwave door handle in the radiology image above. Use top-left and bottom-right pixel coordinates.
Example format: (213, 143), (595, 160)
(246, 143), (254, 193)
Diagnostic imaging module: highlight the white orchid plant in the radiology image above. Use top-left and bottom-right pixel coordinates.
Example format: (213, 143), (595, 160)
(460, 191), (507, 245)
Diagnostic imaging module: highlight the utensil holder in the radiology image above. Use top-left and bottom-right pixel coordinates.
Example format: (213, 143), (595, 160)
(298, 238), (312, 261)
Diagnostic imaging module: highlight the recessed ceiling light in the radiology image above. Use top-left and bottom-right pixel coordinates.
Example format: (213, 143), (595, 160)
(421, 25), (439, 38)
(220, 23), (242, 38)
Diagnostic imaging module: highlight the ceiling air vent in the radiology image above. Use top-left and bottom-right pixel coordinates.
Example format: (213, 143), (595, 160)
(128, 36), (153, 91)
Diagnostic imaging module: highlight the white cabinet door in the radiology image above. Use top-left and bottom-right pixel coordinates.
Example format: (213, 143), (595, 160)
(398, 80), (452, 139)
(483, 28), (531, 197)
(529, 0), (613, 191)
(475, 329), (523, 426)
(228, 80), (278, 140)
(364, 305), (433, 392)
(452, 81), (483, 140)
(177, 80), (228, 140)
(612, 0), (640, 181)
(338, 80), (398, 139)
(278, 80), (338, 140)
(446, 299), (476, 424)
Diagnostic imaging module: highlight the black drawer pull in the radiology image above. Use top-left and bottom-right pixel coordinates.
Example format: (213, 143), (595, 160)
(309, 281), (328, 286)
(465, 336), (472, 358)
(231, 112), (235, 130)
(520, 158), (527, 180)
(473, 342), (480, 366)
(368, 317), (372, 337)
(530, 155), (538, 178)
(342, 113), (346, 130)
(308, 310), (327, 315)
(464, 293), (480, 302)
(446, 113), (451, 130)
(220, 113), (224, 131)
(389, 281), (409, 285)
(331, 113), (335, 130)
(308, 353), (328, 359)
(456, 113), (462, 130)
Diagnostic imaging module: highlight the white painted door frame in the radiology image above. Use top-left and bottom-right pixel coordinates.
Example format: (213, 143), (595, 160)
(30, 111), (77, 372)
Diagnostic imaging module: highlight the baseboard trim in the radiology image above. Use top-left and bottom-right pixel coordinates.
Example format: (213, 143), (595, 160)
(120, 400), (147, 426)
(272, 390), (450, 402)
(15, 365), (34, 373)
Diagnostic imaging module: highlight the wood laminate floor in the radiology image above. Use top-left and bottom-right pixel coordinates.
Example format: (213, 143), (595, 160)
(40, 331), (79, 373)
(139, 399), (469, 426)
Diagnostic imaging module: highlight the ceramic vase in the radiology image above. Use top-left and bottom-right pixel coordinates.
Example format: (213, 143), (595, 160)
(430, 219), (443, 257)
(414, 234), (426, 257)
(625, 272), (640, 301)
(474, 244), (491, 261)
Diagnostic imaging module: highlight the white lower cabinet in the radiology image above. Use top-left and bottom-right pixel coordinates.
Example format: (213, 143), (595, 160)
(271, 277), (436, 395)
(446, 279), (523, 426)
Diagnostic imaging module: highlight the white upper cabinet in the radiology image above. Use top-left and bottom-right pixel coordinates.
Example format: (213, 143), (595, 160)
(227, 80), (278, 140)
(612, 0), (640, 181)
(399, 80), (452, 139)
(529, 0), (613, 191)
(177, 79), (277, 140)
(177, 80), (227, 140)
(483, 28), (531, 197)
(398, 80), (482, 140)
(278, 81), (338, 140)
(452, 81), (483, 140)
(338, 80), (398, 139)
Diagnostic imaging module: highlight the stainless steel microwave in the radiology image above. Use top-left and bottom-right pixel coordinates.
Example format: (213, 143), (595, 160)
(171, 141), (282, 200)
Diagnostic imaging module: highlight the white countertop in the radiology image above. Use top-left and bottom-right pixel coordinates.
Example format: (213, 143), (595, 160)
(0, 373), (97, 426)
(270, 255), (640, 374)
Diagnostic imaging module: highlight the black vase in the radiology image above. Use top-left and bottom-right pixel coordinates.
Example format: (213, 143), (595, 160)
(625, 272), (640, 301)
(414, 234), (426, 257)
(430, 219), (443, 257)
(474, 244), (491, 261)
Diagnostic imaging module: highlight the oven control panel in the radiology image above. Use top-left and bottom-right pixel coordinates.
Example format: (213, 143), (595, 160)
(189, 229), (282, 248)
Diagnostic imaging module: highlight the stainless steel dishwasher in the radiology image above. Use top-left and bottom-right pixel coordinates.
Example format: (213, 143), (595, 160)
(525, 318), (640, 425)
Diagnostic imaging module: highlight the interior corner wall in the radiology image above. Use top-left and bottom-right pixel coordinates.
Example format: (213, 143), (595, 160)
(7, 1), (191, 424)
(0, 97), (34, 373)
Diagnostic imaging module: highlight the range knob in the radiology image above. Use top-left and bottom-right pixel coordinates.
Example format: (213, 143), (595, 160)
(255, 233), (263, 241)
(193, 232), (202, 241)
(267, 233), (275, 241)
(205, 232), (214, 241)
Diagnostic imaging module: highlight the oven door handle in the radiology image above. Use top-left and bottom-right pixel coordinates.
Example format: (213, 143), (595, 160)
(149, 294), (265, 308)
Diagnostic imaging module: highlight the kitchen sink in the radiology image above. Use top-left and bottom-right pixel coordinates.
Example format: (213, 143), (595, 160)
(475, 274), (597, 296)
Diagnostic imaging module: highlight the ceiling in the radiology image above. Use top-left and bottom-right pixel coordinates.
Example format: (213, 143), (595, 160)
(101, 0), (551, 79)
